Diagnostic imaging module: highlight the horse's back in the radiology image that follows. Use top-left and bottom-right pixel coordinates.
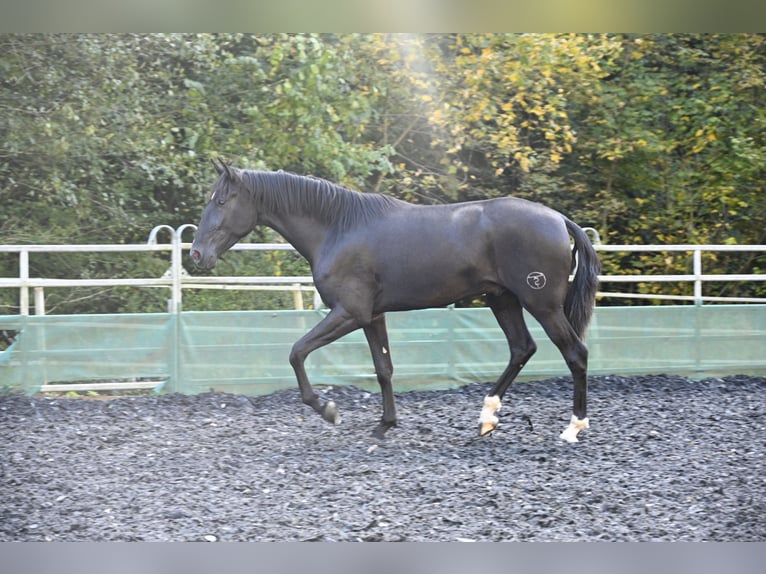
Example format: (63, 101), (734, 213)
(317, 196), (574, 314)
(338, 195), (573, 281)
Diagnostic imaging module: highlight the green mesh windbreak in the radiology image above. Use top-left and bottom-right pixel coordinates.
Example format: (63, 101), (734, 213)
(2, 305), (765, 395)
(0, 314), (174, 393)
(588, 305), (766, 376)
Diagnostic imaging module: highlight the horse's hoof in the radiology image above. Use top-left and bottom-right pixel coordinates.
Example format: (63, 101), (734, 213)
(477, 395), (501, 436)
(559, 414), (589, 443)
(371, 420), (397, 439)
(321, 401), (341, 425)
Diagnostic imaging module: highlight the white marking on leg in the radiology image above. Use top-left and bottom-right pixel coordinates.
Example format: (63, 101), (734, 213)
(382, 346), (388, 355)
(478, 395), (501, 434)
(559, 414), (590, 443)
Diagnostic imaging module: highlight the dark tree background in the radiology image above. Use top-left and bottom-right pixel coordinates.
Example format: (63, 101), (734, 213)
(2, 33), (764, 313)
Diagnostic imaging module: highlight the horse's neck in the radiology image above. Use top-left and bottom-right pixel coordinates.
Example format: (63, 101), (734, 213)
(260, 212), (329, 266)
(249, 172), (345, 265)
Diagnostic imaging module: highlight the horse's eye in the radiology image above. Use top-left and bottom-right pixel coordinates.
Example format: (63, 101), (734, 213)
(216, 198), (225, 206)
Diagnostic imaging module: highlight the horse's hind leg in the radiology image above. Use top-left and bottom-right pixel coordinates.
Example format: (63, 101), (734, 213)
(479, 292), (538, 436)
(289, 306), (360, 425)
(363, 314), (398, 439)
(527, 306), (589, 443)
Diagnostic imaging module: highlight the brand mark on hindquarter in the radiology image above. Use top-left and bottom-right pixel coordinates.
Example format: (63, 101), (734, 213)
(526, 271), (547, 290)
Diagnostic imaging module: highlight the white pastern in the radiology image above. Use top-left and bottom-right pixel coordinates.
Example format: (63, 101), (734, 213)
(559, 414), (590, 443)
(478, 395), (502, 434)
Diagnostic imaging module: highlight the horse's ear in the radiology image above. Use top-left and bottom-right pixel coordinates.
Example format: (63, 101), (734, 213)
(213, 158), (241, 183)
(224, 162), (243, 184)
(221, 161), (233, 180)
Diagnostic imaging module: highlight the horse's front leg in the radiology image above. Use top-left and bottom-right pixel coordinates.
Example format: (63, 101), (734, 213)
(363, 314), (398, 439)
(289, 306), (360, 425)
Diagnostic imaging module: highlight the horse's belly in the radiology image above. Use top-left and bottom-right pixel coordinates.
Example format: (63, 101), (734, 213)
(375, 264), (498, 312)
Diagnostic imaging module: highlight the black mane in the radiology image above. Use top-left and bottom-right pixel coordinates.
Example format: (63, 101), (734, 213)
(240, 170), (401, 230)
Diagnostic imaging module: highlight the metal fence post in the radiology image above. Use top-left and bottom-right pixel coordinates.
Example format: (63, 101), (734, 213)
(171, 230), (182, 314)
(19, 248), (29, 316)
(173, 224), (198, 315)
(693, 249), (703, 306)
(34, 287), (46, 316)
(147, 224), (176, 313)
(170, 225), (197, 394)
(291, 284), (304, 310)
(147, 224), (179, 391)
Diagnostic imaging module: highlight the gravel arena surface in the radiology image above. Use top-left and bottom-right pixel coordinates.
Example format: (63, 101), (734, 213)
(1, 374), (765, 542)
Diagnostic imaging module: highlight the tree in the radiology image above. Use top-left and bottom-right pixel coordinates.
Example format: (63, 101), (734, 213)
(562, 34), (766, 301)
(2, 33), (764, 312)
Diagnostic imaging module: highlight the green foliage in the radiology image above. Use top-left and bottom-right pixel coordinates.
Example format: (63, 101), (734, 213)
(1, 33), (764, 312)
(561, 34), (766, 302)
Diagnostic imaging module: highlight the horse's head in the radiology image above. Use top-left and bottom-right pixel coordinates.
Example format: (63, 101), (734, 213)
(190, 159), (256, 270)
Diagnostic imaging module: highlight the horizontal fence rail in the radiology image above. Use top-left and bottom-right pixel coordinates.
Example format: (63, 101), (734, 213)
(1, 224), (765, 315)
(595, 244), (766, 304)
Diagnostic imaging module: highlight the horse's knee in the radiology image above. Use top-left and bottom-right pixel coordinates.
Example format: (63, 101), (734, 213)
(288, 345), (304, 370)
(512, 339), (537, 365)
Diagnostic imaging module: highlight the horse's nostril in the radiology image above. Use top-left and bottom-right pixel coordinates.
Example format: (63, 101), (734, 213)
(191, 249), (201, 263)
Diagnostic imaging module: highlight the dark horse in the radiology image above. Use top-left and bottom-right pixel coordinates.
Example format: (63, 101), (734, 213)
(191, 160), (600, 442)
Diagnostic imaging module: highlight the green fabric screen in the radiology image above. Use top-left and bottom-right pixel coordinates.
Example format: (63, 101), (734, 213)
(2, 305), (765, 395)
(0, 314), (174, 393)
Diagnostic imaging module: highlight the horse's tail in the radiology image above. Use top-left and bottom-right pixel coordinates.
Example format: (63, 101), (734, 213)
(563, 218), (600, 339)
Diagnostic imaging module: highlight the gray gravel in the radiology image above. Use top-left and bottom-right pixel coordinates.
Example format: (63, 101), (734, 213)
(1, 374), (764, 541)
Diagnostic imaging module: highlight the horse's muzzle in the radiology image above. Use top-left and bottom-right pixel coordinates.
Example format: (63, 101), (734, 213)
(190, 247), (216, 270)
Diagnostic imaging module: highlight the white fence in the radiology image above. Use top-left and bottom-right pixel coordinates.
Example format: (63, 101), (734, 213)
(595, 243), (766, 304)
(1, 224), (765, 316)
